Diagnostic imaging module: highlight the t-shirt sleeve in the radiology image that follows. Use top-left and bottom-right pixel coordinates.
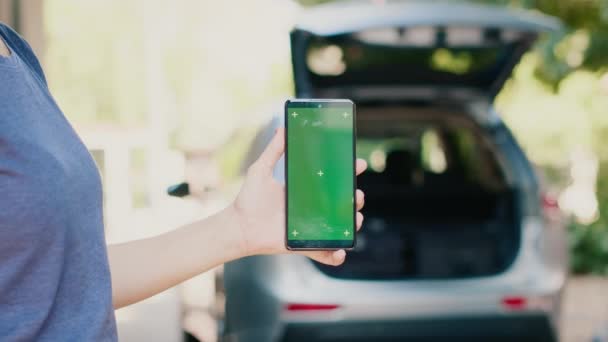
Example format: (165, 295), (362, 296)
(0, 23), (48, 87)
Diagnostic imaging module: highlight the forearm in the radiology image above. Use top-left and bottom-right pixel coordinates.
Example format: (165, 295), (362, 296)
(106, 128), (364, 309)
(108, 205), (245, 309)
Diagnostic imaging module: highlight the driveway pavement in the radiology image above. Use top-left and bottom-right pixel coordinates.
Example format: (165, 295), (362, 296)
(561, 276), (608, 342)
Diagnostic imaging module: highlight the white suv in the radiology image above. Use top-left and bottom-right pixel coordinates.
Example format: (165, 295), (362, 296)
(224, 2), (567, 341)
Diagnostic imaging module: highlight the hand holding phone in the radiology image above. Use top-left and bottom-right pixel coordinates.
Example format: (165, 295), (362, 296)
(229, 104), (365, 265)
(285, 99), (356, 250)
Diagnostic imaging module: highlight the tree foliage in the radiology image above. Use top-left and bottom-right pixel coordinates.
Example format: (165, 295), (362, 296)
(494, 0), (608, 86)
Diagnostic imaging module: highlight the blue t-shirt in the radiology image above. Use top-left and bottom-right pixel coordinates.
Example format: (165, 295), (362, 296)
(0, 23), (117, 340)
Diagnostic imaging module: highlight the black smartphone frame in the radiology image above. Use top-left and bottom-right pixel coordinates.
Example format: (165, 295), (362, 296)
(284, 99), (357, 251)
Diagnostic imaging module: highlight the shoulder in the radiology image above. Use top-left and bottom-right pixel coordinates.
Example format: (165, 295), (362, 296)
(0, 22), (47, 86)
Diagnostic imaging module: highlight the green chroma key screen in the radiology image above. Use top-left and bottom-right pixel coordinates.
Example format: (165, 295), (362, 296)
(285, 100), (355, 249)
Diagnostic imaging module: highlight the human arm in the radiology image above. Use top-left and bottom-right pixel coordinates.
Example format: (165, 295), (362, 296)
(0, 36), (10, 56)
(108, 127), (366, 309)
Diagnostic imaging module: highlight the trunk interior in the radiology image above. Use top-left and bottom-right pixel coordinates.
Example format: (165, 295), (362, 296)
(316, 105), (520, 280)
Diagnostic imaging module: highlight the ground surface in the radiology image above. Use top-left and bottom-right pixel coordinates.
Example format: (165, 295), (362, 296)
(561, 276), (608, 342)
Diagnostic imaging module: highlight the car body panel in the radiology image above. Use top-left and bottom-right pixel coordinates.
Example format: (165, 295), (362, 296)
(280, 315), (555, 342)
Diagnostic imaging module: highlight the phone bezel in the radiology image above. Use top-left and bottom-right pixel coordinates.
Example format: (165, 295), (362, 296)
(284, 98), (357, 251)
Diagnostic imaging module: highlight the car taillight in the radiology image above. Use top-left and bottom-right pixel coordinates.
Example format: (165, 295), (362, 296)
(541, 192), (562, 223)
(501, 295), (555, 312)
(542, 193), (559, 211)
(501, 296), (527, 311)
(285, 303), (340, 312)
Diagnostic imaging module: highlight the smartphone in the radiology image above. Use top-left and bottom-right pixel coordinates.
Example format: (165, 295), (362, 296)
(285, 99), (356, 250)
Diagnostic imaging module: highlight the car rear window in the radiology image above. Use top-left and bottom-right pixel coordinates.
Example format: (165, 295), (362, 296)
(357, 123), (505, 191)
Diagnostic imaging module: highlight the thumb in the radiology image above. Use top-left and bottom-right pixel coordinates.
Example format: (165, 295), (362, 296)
(256, 127), (285, 171)
(300, 250), (346, 266)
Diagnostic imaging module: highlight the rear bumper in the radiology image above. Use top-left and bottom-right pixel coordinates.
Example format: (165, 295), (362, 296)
(280, 314), (556, 342)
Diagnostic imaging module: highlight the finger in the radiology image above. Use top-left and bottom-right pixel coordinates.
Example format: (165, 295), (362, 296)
(356, 189), (365, 211)
(256, 127), (285, 171)
(299, 250), (346, 266)
(356, 212), (364, 231)
(356, 158), (367, 176)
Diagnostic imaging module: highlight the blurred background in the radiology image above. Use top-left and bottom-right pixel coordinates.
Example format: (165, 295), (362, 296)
(1, 0), (607, 341)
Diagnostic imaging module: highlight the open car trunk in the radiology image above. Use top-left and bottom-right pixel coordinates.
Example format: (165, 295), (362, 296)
(316, 106), (520, 279)
(293, 1), (559, 279)
(291, 1), (560, 101)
